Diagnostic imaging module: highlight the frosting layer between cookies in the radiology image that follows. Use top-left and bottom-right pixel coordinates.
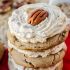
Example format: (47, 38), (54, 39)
(8, 3), (67, 43)
(8, 41), (67, 57)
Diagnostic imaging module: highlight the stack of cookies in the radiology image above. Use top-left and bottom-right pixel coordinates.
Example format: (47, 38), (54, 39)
(7, 3), (69, 70)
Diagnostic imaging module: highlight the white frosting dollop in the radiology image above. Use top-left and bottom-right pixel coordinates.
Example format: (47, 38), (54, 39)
(8, 3), (67, 43)
(8, 41), (67, 57)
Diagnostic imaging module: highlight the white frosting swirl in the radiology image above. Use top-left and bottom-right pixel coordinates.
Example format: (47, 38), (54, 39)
(8, 41), (67, 57)
(8, 3), (67, 43)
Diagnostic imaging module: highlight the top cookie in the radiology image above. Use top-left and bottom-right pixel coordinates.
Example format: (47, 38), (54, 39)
(8, 3), (67, 43)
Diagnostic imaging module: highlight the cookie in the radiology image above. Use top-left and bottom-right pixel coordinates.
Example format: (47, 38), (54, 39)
(0, 0), (12, 14)
(23, 61), (63, 70)
(0, 42), (5, 61)
(57, 3), (70, 18)
(9, 48), (65, 68)
(9, 57), (63, 70)
(13, 0), (35, 9)
(8, 41), (67, 57)
(7, 30), (68, 51)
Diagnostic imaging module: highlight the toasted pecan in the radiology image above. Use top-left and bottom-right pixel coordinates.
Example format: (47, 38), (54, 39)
(28, 9), (48, 26)
(0, 0), (12, 14)
(13, 0), (35, 9)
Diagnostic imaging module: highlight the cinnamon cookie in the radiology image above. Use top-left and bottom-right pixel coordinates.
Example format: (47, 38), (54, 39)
(9, 48), (65, 68)
(9, 58), (63, 70)
(8, 41), (67, 57)
(23, 61), (63, 70)
(8, 3), (68, 44)
(7, 30), (68, 51)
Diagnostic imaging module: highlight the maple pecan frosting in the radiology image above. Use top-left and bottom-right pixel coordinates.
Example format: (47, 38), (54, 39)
(8, 3), (67, 43)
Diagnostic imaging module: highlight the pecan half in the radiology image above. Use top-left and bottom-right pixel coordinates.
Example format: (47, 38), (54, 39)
(28, 9), (48, 26)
